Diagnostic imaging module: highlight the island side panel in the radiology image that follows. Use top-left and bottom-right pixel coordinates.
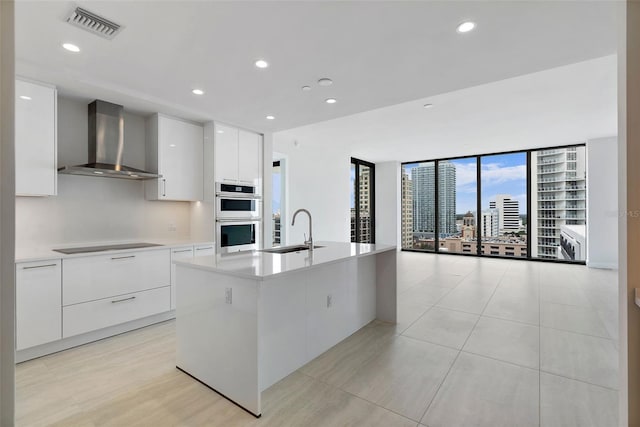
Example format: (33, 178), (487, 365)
(175, 265), (261, 416)
(258, 273), (308, 392)
(375, 250), (397, 323)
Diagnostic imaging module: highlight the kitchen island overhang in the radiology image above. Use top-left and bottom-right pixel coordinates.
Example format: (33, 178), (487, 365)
(174, 242), (397, 417)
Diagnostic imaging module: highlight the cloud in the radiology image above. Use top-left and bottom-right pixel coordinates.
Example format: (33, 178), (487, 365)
(481, 163), (526, 186)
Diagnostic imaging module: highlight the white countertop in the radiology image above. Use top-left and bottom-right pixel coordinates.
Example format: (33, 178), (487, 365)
(173, 241), (396, 279)
(15, 238), (215, 263)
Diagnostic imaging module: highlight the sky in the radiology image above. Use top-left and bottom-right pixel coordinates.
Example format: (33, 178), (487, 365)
(404, 152), (527, 215)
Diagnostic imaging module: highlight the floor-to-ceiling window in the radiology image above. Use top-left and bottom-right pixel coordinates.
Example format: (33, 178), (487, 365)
(402, 161), (435, 250)
(401, 144), (586, 263)
(480, 152), (527, 258)
(530, 146), (587, 261)
(436, 158), (478, 254)
(351, 158), (375, 243)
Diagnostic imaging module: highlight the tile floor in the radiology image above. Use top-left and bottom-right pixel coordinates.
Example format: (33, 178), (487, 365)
(16, 252), (619, 427)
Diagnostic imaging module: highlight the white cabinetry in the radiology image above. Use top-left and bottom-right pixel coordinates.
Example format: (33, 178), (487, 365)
(15, 78), (57, 196)
(238, 130), (261, 185)
(146, 114), (204, 201)
(63, 249), (170, 306)
(16, 260), (62, 350)
(170, 246), (194, 310)
(63, 287), (170, 337)
(214, 123), (262, 187)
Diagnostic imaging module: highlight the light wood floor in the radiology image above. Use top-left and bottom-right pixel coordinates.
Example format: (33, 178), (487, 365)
(16, 253), (619, 427)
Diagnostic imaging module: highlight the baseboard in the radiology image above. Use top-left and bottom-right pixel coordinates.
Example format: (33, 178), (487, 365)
(16, 310), (176, 363)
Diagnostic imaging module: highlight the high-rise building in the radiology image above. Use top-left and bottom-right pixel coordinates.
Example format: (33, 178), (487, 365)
(530, 146), (587, 260)
(489, 194), (520, 232)
(272, 213), (281, 245)
(438, 162), (457, 235)
(401, 172), (413, 248)
(358, 167), (372, 243)
(411, 161), (456, 235)
(481, 209), (499, 238)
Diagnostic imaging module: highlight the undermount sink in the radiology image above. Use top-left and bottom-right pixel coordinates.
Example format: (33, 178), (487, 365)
(261, 245), (325, 254)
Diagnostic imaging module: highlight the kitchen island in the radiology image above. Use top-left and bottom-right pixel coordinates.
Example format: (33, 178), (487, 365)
(174, 241), (396, 417)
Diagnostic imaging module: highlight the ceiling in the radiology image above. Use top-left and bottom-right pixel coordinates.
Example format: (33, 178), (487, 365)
(16, 1), (617, 133)
(273, 55), (617, 162)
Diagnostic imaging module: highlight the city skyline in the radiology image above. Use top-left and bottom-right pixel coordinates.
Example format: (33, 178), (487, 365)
(404, 153), (527, 214)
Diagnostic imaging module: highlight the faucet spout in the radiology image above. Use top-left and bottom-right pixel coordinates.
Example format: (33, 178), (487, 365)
(291, 209), (313, 251)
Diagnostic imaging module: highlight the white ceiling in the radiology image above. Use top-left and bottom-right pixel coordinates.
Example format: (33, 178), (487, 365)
(16, 1), (617, 133)
(273, 55), (617, 162)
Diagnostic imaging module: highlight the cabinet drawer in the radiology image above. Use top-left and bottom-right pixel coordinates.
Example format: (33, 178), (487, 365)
(63, 249), (170, 305)
(194, 243), (215, 257)
(63, 286), (170, 338)
(16, 260), (62, 350)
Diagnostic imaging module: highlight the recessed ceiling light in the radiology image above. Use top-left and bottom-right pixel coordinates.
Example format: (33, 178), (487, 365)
(456, 21), (476, 33)
(19, 95), (32, 100)
(216, 130), (224, 134)
(325, 98), (337, 104)
(255, 59), (269, 69)
(423, 103), (433, 109)
(62, 43), (80, 53)
(302, 86), (311, 91)
(169, 144), (176, 147)
(266, 115), (275, 120)
(318, 78), (333, 87)
(192, 89), (204, 95)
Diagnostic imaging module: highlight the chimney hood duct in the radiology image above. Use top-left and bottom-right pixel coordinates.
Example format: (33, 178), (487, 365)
(58, 100), (161, 180)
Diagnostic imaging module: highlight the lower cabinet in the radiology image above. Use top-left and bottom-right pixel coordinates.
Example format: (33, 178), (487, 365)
(63, 286), (170, 338)
(170, 246), (195, 310)
(16, 260), (62, 350)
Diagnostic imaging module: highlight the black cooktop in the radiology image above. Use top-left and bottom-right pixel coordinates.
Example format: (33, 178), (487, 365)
(52, 242), (163, 255)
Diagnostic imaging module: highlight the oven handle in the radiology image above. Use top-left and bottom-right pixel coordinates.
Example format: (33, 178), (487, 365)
(216, 218), (262, 223)
(216, 192), (262, 200)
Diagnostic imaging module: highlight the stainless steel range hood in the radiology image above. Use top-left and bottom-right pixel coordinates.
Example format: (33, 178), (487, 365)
(58, 100), (161, 180)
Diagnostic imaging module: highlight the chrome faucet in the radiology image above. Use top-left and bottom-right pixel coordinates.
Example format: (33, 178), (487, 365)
(291, 208), (313, 251)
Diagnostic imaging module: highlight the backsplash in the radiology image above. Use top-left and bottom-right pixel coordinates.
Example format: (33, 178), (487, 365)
(16, 175), (191, 249)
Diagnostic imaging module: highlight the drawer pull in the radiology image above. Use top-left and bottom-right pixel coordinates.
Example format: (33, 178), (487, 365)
(23, 263), (57, 270)
(111, 296), (136, 304)
(173, 249), (192, 253)
(196, 247), (213, 251)
(111, 255), (135, 260)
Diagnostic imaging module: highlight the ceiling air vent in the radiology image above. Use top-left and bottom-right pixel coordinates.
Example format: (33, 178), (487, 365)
(66, 7), (122, 40)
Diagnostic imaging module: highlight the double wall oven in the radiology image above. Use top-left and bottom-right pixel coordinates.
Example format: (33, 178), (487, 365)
(215, 183), (261, 253)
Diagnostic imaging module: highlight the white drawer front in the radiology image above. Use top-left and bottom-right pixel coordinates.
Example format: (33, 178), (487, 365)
(194, 243), (215, 257)
(63, 249), (170, 305)
(63, 286), (170, 338)
(16, 260), (62, 350)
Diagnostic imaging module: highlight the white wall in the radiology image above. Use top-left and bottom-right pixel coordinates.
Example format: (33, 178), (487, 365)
(272, 134), (351, 244)
(587, 137), (619, 269)
(375, 161), (401, 247)
(15, 97), (191, 250)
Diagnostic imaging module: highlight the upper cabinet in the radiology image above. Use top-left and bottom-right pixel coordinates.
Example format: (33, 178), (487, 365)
(15, 78), (57, 196)
(146, 114), (204, 201)
(214, 123), (262, 187)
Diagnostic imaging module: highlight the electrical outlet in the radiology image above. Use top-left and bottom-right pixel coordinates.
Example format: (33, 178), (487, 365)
(327, 294), (332, 308)
(168, 223), (177, 232)
(225, 288), (233, 304)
